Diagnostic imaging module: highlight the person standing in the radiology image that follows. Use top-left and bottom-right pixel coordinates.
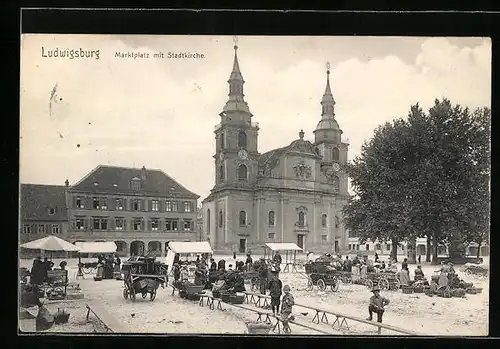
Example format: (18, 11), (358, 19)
(209, 258), (217, 271)
(374, 252), (380, 263)
(268, 276), (283, 315)
(367, 287), (390, 323)
(280, 285), (295, 333)
(258, 259), (268, 295)
(417, 254), (421, 264)
(273, 251), (282, 266)
(401, 258), (408, 271)
(245, 253), (253, 271)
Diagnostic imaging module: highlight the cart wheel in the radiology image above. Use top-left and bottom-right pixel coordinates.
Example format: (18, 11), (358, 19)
(378, 278), (389, 290)
(150, 290), (157, 301)
(306, 277), (314, 291)
(317, 279), (326, 291)
(394, 279), (401, 290)
(365, 279), (374, 289)
(343, 276), (352, 285)
(330, 280), (340, 292)
(123, 288), (128, 299)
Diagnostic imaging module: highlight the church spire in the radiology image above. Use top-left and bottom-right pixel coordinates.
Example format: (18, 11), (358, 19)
(222, 37), (250, 114)
(320, 62), (336, 119)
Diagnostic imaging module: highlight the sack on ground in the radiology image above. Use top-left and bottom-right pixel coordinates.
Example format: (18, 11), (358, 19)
(36, 306), (54, 331)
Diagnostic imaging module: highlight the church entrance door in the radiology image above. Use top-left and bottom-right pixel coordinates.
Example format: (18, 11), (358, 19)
(297, 235), (304, 250)
(239, 239), (246, 253)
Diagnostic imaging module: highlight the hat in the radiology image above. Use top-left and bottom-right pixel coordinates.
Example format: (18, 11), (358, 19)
(371, 287), (381, 293)
(283, 285), (291, 292)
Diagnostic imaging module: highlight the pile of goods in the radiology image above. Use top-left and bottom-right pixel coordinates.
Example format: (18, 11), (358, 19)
(423, 273), (482, 298)
(54, 308), (70, 324)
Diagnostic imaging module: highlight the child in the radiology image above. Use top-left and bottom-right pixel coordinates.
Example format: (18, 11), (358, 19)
(367, 287), (390, 323)
(268, 276), (283, 315)
(280, 284), (294, 333)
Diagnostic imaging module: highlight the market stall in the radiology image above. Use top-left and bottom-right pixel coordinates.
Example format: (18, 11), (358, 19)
(263, 243), (302, 272)
(74, 242), (117, 279)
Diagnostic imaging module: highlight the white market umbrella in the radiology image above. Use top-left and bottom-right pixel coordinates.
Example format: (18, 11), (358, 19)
(21, 235), (80, 254)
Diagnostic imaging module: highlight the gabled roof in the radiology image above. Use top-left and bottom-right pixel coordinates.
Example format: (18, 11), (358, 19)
(69, 165), (199, 199)
(20, 184), (68, 221)
(258, 138), (321, 169)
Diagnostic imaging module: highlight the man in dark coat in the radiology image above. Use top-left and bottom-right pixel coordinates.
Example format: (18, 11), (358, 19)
(245, 253), (253, 271)
(258, 259), (268, 294)
(217, 259), (226, 271)
(268, 275), (283, 315)
(30, 257), (43, 285)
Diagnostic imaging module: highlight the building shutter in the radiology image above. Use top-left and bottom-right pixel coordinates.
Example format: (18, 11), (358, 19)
(123, 219), (127, 230)
(72, 195), (77, 208)
(109, 218), (114, 230)
(84, 218), (89, 229)
(71, 219), (76, 230)
(147, 220), (152, 231)
(158, 200), (163, 212)
(108, 198), (115, 211)
(141, 199), (145, 211)
(179, 201), (184, 213)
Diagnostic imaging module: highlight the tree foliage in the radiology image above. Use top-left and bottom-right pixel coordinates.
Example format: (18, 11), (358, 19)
(343, 99), (490, 263)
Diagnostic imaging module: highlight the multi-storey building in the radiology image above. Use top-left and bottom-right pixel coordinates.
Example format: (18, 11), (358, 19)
(20, 184), (70, 256)
(202, 44), (350, 254)
(64, 165), (199, 256)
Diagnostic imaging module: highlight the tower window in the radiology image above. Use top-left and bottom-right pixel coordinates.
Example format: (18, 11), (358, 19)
(238, 164), (248, 181)
(238, 131), (247, 148)
(219, 165), (224, 182)
(332, 147), (339, 161)
(239, 210), (247, 226)
(321, 214), (327, 228)
(220, 133), (225, 149)
(268, 211), (275, 226)
(219, 210), (223, 227)
(206, 209), (211, 233)
(298, 211), (306, 227)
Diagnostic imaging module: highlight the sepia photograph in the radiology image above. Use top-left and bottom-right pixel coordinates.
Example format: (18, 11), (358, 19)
(19, 34), (491, 336)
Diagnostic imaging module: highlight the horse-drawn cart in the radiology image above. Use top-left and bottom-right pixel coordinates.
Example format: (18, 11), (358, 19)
(363, 271), (400, 291)
(121, 256), (168, 301)
(305, 261), (340, 292)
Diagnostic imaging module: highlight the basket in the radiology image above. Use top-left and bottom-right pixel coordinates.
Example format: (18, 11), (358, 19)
(413, 287), (424, 293)
(54, 309), (70, 324)
(187, 293), (201, 301)
(212, 290), (221, 298)
(229, 294), (245, 304)
(246, 322), (272, 334)
(401, 286), (413, 294)
(93, 277), (102, 281)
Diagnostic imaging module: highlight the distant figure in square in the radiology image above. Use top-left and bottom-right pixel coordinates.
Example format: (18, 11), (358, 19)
(374, 252), (380, 263)
(401, 258), (408, 271)
(273, 251), (282, 265)
(414, 265), (425, 281)
(268, 275), (283, 315)
(367, 287), (390, 323)
(418, 254), (421, 264)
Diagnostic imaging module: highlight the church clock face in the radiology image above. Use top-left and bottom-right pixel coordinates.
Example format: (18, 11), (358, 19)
(332, 162), (340, 171)
(238, 149), (248, 160)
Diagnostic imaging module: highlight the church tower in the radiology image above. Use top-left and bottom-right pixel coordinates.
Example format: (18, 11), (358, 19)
(213, 42), (259, 190)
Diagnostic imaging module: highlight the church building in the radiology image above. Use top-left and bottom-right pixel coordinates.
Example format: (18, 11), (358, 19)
(202, 44), (350, 254)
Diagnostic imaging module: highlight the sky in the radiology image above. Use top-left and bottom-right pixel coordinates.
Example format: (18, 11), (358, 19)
(20, 35), (491, 202)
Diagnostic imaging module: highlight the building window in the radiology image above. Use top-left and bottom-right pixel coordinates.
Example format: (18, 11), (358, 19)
(165, 219), (179, 231)
(401, 245), (405, 251)
(321, 214), (327, 228)
(219, 165), (224, 182)
(238, 131), (247, 148)
(115, 218), (124, 230)
(268, 211), (275, 226)
(386, 244), (391, 251)
(268, 232), (275, 240)
(184, 201), (192, 212)
(206, 209), (211, 233)
(51, 224), (59, 234)
(238, 164), (248, 181)
(298, 211), (306, 227)
(239, 210), (247, 226)
(131, 180), (141, 190)
(151, 219), (159, 231)
(49, 207), (56, 215)
(356, 245), (360, 251)
(76, 197), (84, 208)
(321, 235), (328, 241)
(133, 219), (142, 231)
(93, 197), (100, 209)
(151, 200), (159, 212)
(100, 199), (107, 210)
(335, 216), (340, 228)
(219, 210), (223, 228)
(332, 147), (340, 161)
(76, 219), (85, 230)
(183, 220), (192, 230)
(220, 133), (225, 149)
(132, 199), (140, 211)
(23, 224), (32, 234)
(37, 224), (46, 234)
(348, 244), (351, 250)
(333, 176), (340, 191)
(116, 198), (124, 210)
(366, 244), (370, 251)
(376, 243), (381, 250)
(101, 218), (108, 230)
(165, 201), (178, 212)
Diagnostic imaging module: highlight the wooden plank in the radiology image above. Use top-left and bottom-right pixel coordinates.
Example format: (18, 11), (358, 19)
(86, 302), (126, 332)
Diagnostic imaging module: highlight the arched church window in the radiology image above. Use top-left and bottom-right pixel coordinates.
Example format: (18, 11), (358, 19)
(298, 211), (306, 227)
(268, 211), (275, 226)
(239, 210), (247, 226)
(335, 216), (340, 228)
(321, 214), (327, 228)
(332, 147), (339, 161)
(238, 131), (247, 149)
(238, 164), (248, 181)
(219, 210), (223, 228)
(206, 209), (211, 233)
(333, 175), (340, 191)
(220, 133), (225, 149)
(219, 165), (224, 182)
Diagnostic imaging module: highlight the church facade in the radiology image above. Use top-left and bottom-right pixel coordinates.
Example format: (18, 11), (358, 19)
(202, 45), (350, 254)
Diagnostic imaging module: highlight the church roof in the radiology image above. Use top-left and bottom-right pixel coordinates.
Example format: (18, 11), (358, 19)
(20, 184), (68, 221)
(69, 165), (199, 199)
(315, 118), (341, 131)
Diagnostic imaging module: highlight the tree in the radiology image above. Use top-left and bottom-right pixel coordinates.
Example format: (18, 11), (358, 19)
(343, 99), (490, 264)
